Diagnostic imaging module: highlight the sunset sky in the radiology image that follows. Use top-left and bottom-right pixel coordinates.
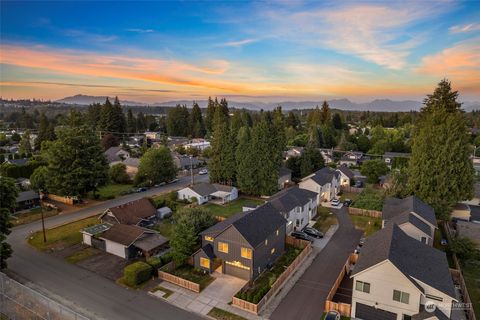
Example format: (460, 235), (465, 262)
(0, 1), (479, 103)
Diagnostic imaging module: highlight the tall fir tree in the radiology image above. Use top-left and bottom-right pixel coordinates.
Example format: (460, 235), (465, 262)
(235, 126), (256, 192)
(18, 130), (32, 155)
(408, 79), (474, 219)
(126, 108), (137, 133)
(189, 102), (206, 138)
(0, 177), (17, 269)
(86, 103), (102, 128)
(320, 100), (331, 124)
(205, 97), (215, 135)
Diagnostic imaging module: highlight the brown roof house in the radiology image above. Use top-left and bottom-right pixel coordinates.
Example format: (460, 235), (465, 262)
(100, 198), (157, 227)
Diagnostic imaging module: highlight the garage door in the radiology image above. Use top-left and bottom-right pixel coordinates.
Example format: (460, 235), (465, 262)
(355, 303), (397, 320)
(224, 262), (250, 280)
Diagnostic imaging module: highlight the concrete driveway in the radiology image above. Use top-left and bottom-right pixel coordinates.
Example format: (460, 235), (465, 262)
(202, 272), (246, 304)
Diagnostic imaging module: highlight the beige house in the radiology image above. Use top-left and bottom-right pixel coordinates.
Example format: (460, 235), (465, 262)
(299, 167), (340, 203)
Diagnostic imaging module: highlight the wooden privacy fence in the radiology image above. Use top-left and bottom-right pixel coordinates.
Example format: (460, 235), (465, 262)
(158, 263), (201, 293)
(44, 193), (78, 205)
(450, 269), (477, 320)
(325, 301), (352, 317)
(232, 241), (312, 315)
(348, 207), (382, 218)
(285, 235), (310, 248)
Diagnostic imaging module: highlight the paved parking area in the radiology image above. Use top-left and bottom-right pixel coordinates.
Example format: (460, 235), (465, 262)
(77, 251), (129, 280)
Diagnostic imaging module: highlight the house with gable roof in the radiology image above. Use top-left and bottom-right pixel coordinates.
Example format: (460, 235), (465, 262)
(299, 167), (340, 202)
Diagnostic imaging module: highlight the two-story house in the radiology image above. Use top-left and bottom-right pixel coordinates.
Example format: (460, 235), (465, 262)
(299, 167), (340, 203)
(351, 224), (456, 320)
(382, 196), (437, 246)
(337, 164), (355, 187)
(269, 186), (318, 234)
(193, 203), (287, 280)
(339, 151), (364, 167)
(99, 198), (158, 227)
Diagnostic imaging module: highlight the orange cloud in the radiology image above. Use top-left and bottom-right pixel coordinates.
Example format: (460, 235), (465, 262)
(416, 39), (480, 93)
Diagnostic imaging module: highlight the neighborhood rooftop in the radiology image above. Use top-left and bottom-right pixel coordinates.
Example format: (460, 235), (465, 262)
(383, 195), (437, 227)
(269, 186), (317, 213)
(189, 182), (235, 197)
(352, 224), (456, 298)
(100, 223), (153, 247)
(307, 166), (340, 185)
(386, 211), (432, 236)
(103, 198), (156, 225)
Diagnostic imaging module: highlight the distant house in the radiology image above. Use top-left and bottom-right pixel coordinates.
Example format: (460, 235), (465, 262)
(122, 157), (140, 177)
(383, 152), (410, 168)
(104, 146), (130, 164)
(339, 151), (363, 167)
(193, 203), (286, 280)
(177, 183), (238, 205)
(351, 224), (456, 320)
(382, 196), (437, 246)
(15, 190), (40, 212)
(299, 167), (340, 202)
(284, 147), (304, 160)
(278, 167), (292, 190)
(319, 148), (334, 164)
(126, 135), (144, 148)
(167, 136), (189, 150)
(450, 203), (471, 221)
(3, 158), (28, 166)
(16, 177), (31, 190)
(82, 223), (168, 259)
(456, 220), (480, 249)
(184, 139), (210, 151)
(269, 186), (318, 234)
(337, 165), (354, 186)
(172, 153), (200, 170)
(144, 131), (162, 140)
(99, 198), (157, 227)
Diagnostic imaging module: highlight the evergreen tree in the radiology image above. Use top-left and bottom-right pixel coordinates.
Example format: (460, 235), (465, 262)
(235, 126), (256, 192)
(189, 102), (205, 138)
(332, 113), (343, 129)
(308, 126), (324, 148)
(307, 105), (322, 128)
(126, 109), (137, 133)
(98, 97), (126, 135)
(166, 105), (190, 137)
(286, 111), (299, 129)
(408, 80), (475, 219)
(300, 145), (325, 178)
(320, 101), (331, 124)
(35, 113), (56, 150)
(39, 126), (108, 197)
(0, 177), (17, 269)
(136, 112), (147, 132)
(19, 130), (32, 154)
(112, 97), (127, 133)
(205, 97), (215, 134)
(86, 103), (102, 128)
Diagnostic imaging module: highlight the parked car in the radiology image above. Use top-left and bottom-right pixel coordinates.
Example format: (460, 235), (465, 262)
(291, 231), (314, 242)
(354, 180), (364, 188)
(199, 168), (208, 175)
(137, 187), (148, 192)
(303, 227), (324, 238)
(358, 237), (366, 247)
(343, 198), (352, 207)
(324, 311), (341, 320)
(441, 238), (448, 246)
(331, 198), (340, 206)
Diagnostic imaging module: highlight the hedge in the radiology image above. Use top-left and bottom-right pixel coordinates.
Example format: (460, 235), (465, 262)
(123, 261), (153, 286)
(146, 257), (162, 270)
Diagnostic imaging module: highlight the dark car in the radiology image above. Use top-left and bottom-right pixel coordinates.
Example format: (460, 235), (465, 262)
(343, 199), (352, 207)
(324, 311), (340, 320)
(291, 231), (314, 242)
(303, 227), (324, 238)
(137, 187), (148, 192)
(354, 180), (364, 188)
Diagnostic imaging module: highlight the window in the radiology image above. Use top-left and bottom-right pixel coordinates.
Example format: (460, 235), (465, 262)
(276, 229), (279, 236)
(393, 290), (410, 304)
(265, 239), (268, 245)
(241, 247), (252, 259)
(200, 257), (210, 269)
(425, 294), (443, 302)
(218, 242), (229, 253)
(204, 235), (214, 242)
(355, 280), (370, 293)
(271, 248), (276, 254)
(403, 315), (412, 320)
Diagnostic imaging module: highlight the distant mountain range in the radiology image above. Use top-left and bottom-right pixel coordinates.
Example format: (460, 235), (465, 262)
(56, 94), (480, 112)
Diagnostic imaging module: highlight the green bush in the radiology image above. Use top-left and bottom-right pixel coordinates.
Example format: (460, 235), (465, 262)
(147, 257), (162, 270)
(123, 261), (153, 286)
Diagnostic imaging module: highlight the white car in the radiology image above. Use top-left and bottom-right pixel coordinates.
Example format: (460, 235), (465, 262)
(331, 198), (340, 206)
(199, 169), (208, 175)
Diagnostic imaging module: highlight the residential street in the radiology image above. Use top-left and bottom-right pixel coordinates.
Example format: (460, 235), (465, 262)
(6, 174), (208, 320)
(270, 207), (363, 320)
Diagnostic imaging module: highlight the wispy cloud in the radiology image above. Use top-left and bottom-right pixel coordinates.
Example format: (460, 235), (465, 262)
(449, 23), (480, 34)
(219, 38), (259, 47)
(416, 38), (480, 93)
(63, 29), (118, 42)
(126, 28), (155, 33)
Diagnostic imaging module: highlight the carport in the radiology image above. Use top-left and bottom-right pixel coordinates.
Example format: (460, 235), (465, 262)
(133, 233), (169, 258)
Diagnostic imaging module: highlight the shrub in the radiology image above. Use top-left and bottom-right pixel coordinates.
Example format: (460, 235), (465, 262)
(161, 252), (173, 265)
(108, 163), (130, 184)
(147, 257), (162, 270)
(123, 261), (153, 286)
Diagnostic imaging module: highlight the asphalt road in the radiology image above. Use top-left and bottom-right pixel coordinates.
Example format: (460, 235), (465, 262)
(6, 173), (209, 320)
(270, 207), (363, 320)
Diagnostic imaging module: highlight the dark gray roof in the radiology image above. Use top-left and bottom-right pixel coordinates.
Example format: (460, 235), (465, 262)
(16, 190), (40, 203)
(123, 157), (140, 168)
(189, 183), (234, 197)
(133, 233), (168, 252)
(269, 186), (317, 213)
(383, 152), (411, 159)
(104, 146), (123, 163)
(337, 165), (354, 179)
(352, 224), (456, 298)
(200, 244), (216, 259)
(383, 196), (437, 227)
(470, 205), (480, 222)
(308, 167), (340, 185)
(201, 202), (287, 248)
(279, 167), (292, 177)
(387, 212), (432, 236)
(5, 158), (28, 166)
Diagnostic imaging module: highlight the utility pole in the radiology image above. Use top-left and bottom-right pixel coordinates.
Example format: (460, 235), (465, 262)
(41, 206), (46, 243)
(190, 156), (194, 186)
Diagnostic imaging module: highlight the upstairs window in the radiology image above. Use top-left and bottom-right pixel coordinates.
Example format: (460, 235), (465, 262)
(218, 242), (229, 253)
(393, 290), (410, 304)
(241, 247), (252, 259)
(355, 280), (370, 293)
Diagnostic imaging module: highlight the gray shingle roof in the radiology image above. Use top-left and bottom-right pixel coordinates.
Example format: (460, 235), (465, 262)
(337, 165), (354, 179)
(269, 186), (317, 213)
(200, 244), (216, 259)
(200, 212), (247, 237)
(352, 224), (456, 298)
(16, 190), (39, 203)
(308, 167), (340, 185)
(189, 183), (235, 197)
(279, 167), (292, 177)
(387, 212), (432, 236)
(123, 157), (140, 168)
(104, 146), (123, 163)
(383, 196), (437, 227)
(6, 158), (28, 166)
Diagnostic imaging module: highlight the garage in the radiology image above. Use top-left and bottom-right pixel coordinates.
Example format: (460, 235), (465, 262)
(355, 303), (397, 320)
(224, 261), (251, 280)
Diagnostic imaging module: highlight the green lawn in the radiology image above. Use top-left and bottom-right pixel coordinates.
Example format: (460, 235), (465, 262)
(208, 307), (247, 320)
(433, 227), (455, 268)
(151, 285), (174, 299)
(28, 215), (100, 251)
(235, 245), (302, 303)
(10, 207), (58, 226)
(339, 191), (359, 202)
(462, 259), (480, 317)
(96, 183), (133, 200)
(168, 265), (215, 290)
(204, 197), (264, 218)
(349, 215), (382, 237)
(152, 218), (174, 238)
(65, 247), (100, 264)
(313, 206), (338, 233)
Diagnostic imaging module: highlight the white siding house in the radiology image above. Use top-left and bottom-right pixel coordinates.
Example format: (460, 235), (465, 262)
(177, 183), (238, 205)
(299, 167), (340, 203)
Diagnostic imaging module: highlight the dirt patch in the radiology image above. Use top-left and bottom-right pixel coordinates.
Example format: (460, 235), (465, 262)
(77, 251), (130, 281)
(51, 243), (87, 258)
